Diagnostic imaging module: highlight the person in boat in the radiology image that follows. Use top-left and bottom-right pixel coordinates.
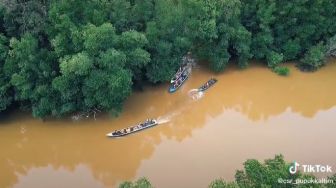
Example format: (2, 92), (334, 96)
(175, 66), (184, 78)
(182, 71), (187, 79)
(180, 75), (184, 81)
(174, 74), (185, 88)
(178, 67), (182, 74)
(174, 81), (179, 88)
(174, 74), (179, 81)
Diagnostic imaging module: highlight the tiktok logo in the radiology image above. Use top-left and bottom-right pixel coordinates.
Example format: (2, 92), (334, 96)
(289, 161), (300, 174)
(289, 161), (332, 174)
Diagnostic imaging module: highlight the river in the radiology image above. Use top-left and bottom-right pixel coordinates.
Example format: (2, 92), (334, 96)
(1, 61), (336, 188)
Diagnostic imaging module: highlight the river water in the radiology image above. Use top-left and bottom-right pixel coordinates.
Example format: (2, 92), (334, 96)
(1, 61), (336, 188)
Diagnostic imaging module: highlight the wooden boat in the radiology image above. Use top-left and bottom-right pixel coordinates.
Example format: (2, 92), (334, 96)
(168, 71), (189, 93)
(198, 78), (217, 92)
(170, 63), (188, 83)
(106, 119), (158, 137)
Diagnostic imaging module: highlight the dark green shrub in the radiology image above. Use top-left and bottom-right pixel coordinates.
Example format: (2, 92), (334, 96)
(274, 66), (290, 76)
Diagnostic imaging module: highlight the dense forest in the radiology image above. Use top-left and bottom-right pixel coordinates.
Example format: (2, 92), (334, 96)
(0, 0), (336, 118)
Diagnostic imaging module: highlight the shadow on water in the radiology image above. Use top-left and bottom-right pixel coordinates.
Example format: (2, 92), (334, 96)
(0, 113), (11, 124)
(0, 106), (29, 125)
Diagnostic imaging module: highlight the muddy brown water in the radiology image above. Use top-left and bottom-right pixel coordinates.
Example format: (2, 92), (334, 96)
(1, 61), (336, 188)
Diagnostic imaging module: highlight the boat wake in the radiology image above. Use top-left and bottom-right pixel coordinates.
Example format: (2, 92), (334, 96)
(188, 89), (204, 100)
(156, 110), (181, 124)
(157, 116), (170, 124)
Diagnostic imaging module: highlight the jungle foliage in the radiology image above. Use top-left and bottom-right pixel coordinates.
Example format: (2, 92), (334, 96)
(119, 155), (336, 188)
(0, 0), (336, 117)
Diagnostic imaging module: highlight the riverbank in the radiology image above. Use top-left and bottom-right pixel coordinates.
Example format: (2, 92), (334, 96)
(1, 0), (336, 118)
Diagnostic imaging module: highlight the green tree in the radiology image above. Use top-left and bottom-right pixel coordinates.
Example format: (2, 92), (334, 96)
(209, 179), (239, 188)
(267, 51), (284, 68)
(235, 155), (319, 188)
(48, 0), (108, 57)
(53, 23), (139, 116)
(299, 43), (326, 71)
(273, 66), (290, 76)
(119, 178), (153, 188)
(107, 0), (155, 33)
(0, 33), (11, 112)
(1, 0), (50, 37)
(4, 34), (58, 117)
(145, 0), (191, 82)
(241, 0), (276, 60)
(119, 30), (150, 80)
(241, 0), (336, 69)
(282, 40), (301, 61)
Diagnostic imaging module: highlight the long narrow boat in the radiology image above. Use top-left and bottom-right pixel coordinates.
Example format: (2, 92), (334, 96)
(106, 119), (158, 138)
(168, 71), (189, 93)
(198, 78), (218, 92)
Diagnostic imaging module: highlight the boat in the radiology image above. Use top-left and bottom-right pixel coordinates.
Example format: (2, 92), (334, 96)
(170, 63), (188, 83)
(198, 78), (217, 92)
(106, 119), (158, 137)
(168, 70), (189, 93)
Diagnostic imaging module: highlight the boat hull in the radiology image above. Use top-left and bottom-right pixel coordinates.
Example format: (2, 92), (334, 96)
(107, 120), (158, 138)
(198, 78), (217, 92)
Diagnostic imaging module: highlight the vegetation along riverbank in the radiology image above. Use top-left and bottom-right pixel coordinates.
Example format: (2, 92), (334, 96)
(0, 0), (336, 118)
(118, 155), (336, 188)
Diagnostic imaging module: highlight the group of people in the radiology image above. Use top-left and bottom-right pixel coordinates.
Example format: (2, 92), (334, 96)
(173, 70), (188, 89)
(171, 62), (187, 82)
(112, 119), (156, 136)
(199, 78), (216, 91)
(171, 54), (195, 89)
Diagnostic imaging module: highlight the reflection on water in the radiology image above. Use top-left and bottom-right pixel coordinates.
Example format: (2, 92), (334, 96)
(13, 165), (104, 188)
(0, 60), (336, 188)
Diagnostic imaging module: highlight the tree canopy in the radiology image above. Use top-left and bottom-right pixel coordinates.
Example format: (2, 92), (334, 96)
(0, 0), (335, 117)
